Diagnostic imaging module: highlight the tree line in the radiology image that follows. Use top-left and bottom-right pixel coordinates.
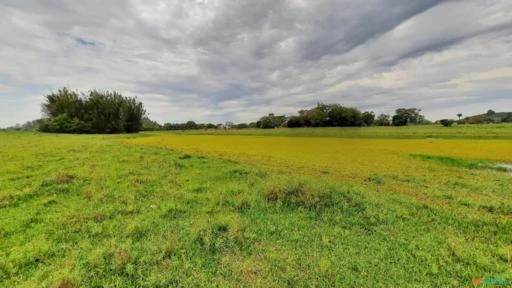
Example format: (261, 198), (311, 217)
(38, 88), (145, 133)
(140, 119), (258, 131)
(4, 87), (510, 133)
(139, 104), (429, 131)
(253, 104), (428, 129)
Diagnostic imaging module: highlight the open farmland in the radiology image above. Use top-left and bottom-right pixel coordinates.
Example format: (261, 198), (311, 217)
(130, 133), (512, 210)
(1, 126), (512, 287)
(166, 123), (512, 139)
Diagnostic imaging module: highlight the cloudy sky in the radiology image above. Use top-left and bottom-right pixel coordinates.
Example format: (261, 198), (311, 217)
(1, 0), (512, 127)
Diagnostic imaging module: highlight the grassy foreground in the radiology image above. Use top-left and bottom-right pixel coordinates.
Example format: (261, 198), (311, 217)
(1, 128), (511, 287)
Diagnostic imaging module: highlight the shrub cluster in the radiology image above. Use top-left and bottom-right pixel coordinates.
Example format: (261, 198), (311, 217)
(439, 119), (455, 127)
(39, 88), (145, 134)
(285, 103), (368, 128)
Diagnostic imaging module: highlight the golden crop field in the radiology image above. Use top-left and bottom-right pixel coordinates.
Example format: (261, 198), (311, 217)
(129, 133), (512, 216)
(129, 135), (512, 177)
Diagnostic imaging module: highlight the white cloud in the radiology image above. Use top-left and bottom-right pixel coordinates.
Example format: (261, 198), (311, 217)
(0, 0), (511, 127)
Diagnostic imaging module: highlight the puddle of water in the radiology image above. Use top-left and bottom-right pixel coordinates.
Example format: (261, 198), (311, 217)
(493, 163), (512, 174)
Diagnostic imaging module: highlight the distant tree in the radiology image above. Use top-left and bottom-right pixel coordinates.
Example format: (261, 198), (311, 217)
(375, 114), (391, 126)
(141, 117), (162, 131)
(502, 113), (512, 123)
(327, 104), (362, 126)
(248, 122), (258, 128)
(487, 110), (496, 116)
(301, 104), (329, 127)
(392, 108), (424, 126)
(258, 113), (287, 129)
(287, 103), (363, 128)
(235, 123), (249, 129)
(184, 121), (198, 129)
(440, 119), (455, 127)
(361, 111), (375, 126)
(457, 113), (462, 120)
(4, 119), (45, 131)
(392, 114), (407, 126)
(205, 123), (217, 129)
(163, 123), (176, 130)
(483, 116), (495, 124)
(287, 115), (305, 128)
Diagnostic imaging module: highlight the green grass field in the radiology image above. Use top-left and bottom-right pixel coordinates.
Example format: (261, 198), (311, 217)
(166, 123), (512, 139)
(1, 125), (511, 287)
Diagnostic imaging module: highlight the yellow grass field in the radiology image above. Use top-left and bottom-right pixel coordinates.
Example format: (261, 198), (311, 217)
(129, 134), (512, 216)
(129, 135), (512, 176)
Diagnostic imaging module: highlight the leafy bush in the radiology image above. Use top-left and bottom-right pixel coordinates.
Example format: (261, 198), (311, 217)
(38, 114), (90, 133)
(440, 119), (455, 127)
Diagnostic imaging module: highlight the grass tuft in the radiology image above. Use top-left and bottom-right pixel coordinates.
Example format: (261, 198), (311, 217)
(179, 154), (192, 160)
(194, 216), (246, 254)
(367, 174), (384, 185)
(265, 179), (334, 210)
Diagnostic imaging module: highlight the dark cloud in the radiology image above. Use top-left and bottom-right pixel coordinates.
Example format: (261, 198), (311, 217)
(0, 0), (511, 126)
(395, 21), (512, 65)
(75, 37), (96, 46)
(298, 1), (448, 61)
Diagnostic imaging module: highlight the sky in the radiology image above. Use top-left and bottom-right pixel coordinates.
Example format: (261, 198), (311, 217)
(1, 0), (512, 127)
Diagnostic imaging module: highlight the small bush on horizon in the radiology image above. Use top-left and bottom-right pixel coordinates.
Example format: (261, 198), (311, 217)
(440, 119), (455, 127)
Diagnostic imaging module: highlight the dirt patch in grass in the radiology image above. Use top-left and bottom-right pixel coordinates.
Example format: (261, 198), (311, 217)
(55, 173), (76, 184)
(54, 278), (77, 288)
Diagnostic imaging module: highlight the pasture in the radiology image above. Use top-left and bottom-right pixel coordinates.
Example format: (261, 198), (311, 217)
(1, 125), (511, 287)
